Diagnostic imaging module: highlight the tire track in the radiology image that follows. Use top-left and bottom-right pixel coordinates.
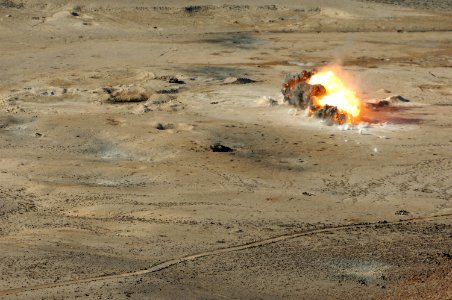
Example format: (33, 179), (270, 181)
(0, 213), (450, 297)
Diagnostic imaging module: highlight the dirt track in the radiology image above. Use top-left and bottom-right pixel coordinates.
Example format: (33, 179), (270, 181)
(0, 213), (450, 298)
(0, 0), (451, 299)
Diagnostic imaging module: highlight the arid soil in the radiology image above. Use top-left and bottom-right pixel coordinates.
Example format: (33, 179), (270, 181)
(0, 0), (451, 299)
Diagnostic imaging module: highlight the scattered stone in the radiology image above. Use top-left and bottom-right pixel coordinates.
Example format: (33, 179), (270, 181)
(395, 209), (409, 216)
(35, 132), (42, 137)
(210, 143), (234, 152)
(357, 279), (368, 286)
(157, 75), (185, 84)
(155, 123), (174, 130)
(366, 95), (411, 109)
(302, 192), (314, 196)
(224, 77), (256, 84)
(0, 0), (23, 9)
(366, 99), (389, 108)
(387, 95), (410, 103)
(6, 14), (12, 17)
(184, 5), (206, 14)
(157, 88), (179, 94)
(70, 11), (79, 17)
(169, 77), (185, 84)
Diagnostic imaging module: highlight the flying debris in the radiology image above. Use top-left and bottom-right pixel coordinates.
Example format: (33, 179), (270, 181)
(282, 69), (361, 124)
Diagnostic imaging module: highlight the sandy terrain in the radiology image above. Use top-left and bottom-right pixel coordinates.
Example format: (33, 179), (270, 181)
(0, 0), (451, 299)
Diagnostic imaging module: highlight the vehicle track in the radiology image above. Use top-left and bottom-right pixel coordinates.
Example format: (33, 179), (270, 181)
(0, 213), (450, 297)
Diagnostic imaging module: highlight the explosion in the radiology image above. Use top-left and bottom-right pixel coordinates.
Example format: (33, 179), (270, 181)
(308, 70), (361, 119)
(282, 68), (362, 124)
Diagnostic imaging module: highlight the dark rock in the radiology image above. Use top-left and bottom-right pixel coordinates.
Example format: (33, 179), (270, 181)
(157, 88), (179, 94)
(388, 95), (410, 102)
(366, 95), (410, 109)
(155, 123), (174, 130)
(395, 209), (409, 216)
(102, 87), (113, 94)
(357, 279), (368, 286)
(70, 11), (79, 17)
(158, 75), (185, 84)
(210, 143), (234, 152)
(184, 5), (206, 14)
(168, 77), (185, 84)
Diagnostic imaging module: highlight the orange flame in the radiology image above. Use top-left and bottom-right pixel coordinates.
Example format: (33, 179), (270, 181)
(308, 69), (361, 123)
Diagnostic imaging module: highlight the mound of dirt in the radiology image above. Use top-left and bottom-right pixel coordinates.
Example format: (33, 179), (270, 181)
(103, 86), (151, 103)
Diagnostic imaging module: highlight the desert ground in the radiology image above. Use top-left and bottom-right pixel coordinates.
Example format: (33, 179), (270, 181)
(0, 0), (451, 299)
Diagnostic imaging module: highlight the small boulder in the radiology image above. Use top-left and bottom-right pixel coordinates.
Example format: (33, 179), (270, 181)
(395, 209), (409, 216)
(386, 95), (410, 103)
(210, 143), (234, 152)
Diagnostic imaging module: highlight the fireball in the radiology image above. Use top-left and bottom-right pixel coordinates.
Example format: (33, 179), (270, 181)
(308, 70), (361, 122)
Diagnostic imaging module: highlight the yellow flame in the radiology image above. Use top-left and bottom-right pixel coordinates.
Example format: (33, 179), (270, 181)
(308, 70), (361, 119)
